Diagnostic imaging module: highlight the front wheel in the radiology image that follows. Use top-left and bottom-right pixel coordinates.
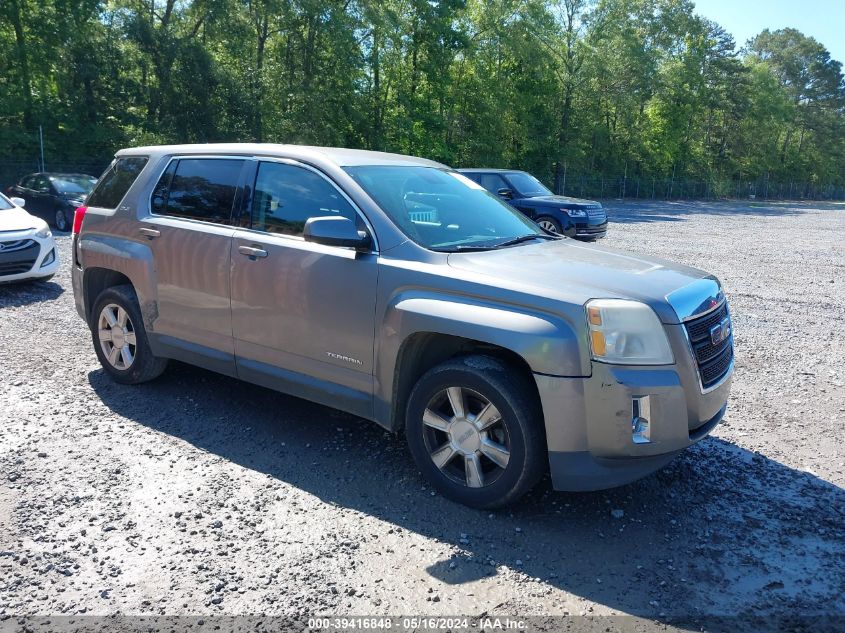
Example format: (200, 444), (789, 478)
(405, 355), (546, 509)
(536, 216), (562, 234)
(54, 208), (70, 232)
(91, 284), (168, 384)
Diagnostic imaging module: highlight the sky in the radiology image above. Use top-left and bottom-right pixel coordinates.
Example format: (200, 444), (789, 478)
(692, 0), (845, 64)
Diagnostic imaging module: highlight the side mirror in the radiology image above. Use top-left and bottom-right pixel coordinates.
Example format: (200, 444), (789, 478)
(303, 216), (371, 250)
(10, 197), (26, 208)
(496, 188), (514, 200)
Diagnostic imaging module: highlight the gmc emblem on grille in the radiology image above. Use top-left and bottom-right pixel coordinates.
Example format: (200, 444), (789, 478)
(710, 317), (732, 346)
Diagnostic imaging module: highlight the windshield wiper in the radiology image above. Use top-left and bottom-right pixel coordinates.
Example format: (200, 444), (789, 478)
(493, 234), (558, 248)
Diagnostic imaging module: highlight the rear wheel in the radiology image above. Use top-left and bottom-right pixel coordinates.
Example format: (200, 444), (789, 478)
(405, 355), (546, 509)
(91, 284), (168, 384)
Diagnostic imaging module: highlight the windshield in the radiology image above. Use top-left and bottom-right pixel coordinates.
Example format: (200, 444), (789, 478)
(0, 193), (15, 211)
(50, 175), (97, 196)
(506, 172), (552, 197)
(344, 166), (546, 251)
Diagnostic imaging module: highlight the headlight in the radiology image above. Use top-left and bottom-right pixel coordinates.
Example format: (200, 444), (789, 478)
(585, 299), (674, 365)
(562, 208), (586, 217)
(35, 225), (52, 239)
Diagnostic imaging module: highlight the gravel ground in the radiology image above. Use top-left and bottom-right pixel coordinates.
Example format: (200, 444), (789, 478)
(1, 200), (844, 628)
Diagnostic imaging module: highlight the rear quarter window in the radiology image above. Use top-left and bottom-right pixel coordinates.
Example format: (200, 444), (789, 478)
(87, 156), (149, 209)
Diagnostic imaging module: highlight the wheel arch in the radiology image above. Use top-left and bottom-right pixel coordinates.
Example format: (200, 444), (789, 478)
(375, 294), (585, 432)
(83, 268), (134, 323)
(387, 332), (540, 434)
(78, 234), (158, 330)
(536, 211), (575, 236)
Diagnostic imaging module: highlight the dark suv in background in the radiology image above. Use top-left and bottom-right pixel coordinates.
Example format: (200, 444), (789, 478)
(458, 169), (607, 240)
(6, 172), (98, 232)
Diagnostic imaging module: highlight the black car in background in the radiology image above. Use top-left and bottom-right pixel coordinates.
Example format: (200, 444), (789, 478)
(458, 168), (607, 241)
(6, 173), (97, 231)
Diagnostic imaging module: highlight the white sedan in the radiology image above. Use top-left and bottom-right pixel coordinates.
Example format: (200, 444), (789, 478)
(0, 193), (59, 283)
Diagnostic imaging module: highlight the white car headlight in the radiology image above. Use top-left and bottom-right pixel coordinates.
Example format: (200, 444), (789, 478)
(35, 225), (52, 239)
(585, 299), (674, 365)
(563, 208), (586, 217)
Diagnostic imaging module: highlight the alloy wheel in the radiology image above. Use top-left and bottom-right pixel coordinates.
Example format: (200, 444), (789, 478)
(422, 386), (511, 488)
(98, 303), (137, 370)
(55, 209), (69, 232)
(538, 219), (559, 233)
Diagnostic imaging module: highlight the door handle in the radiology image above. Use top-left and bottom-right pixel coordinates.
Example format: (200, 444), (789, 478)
(238, 245), (268, 259)
(138, 227), (161, 239)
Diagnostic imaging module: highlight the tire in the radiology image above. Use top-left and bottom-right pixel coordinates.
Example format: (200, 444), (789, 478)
(90, 284), (168, 384)
(405, 355), (546, 509)
(54, 208), (70, 232)
(536, 216), (562, 234)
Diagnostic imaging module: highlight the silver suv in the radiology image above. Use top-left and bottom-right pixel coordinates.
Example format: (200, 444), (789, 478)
(72, 144), (733, 508)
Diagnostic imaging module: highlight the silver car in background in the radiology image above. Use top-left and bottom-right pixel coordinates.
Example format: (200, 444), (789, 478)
(71, 144), (733, 508)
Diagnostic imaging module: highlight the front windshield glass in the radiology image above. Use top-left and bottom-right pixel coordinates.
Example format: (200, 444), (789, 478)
(344, 166), (545, 251)
(506, 172), (552, 197)
(50, 175), (97, 196)
(0, 193), (15, 211)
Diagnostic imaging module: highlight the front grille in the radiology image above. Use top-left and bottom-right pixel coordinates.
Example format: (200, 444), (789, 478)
(0, 240), (39, 277)
(684, 301), (733, 389)
(0, 239), (37, 253)
(587, 207), (606, 219)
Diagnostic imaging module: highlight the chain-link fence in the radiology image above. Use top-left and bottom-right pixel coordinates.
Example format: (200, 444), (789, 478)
(2, 159), (843, 202)
(555, 172), (845, 201)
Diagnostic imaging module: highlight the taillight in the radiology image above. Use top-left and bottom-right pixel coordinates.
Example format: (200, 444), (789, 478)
(72, 206), (87, 235)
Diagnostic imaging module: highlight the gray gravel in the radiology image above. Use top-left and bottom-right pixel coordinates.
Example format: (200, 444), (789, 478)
(1, 200), (844, 624)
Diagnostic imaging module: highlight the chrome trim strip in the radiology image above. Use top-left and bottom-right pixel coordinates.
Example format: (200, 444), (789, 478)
(677, 300), (734, 394)
(666, 277), (724, 322)
(631, 396), (652, 444)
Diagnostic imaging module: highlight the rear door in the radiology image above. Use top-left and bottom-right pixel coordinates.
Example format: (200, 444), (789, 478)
(141, 156), (248, 375)
(230, 159), (378, 417)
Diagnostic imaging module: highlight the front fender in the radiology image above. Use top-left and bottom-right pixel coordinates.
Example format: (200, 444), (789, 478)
(374, 290), (588, 428)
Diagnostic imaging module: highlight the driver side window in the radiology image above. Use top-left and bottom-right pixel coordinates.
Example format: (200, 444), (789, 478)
(478, 173), (509, 194)
(250, 162), (356, 236)
(34, 176), (51, 193)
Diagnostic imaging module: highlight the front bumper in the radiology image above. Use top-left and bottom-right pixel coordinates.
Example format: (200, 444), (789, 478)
(572, 218), (608, 240)
(0, 232), (59, 283)
(535, 328), (732, 491)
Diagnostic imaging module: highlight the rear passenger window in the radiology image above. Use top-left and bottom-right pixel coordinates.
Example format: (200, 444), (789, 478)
(88, 156), (148, 208)
(251, 162), (355, 236)
(153, 158), (244, 224)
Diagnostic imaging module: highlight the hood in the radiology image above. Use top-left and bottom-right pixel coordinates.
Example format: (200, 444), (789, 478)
(523, 195), (601, 209)
(447, 239), (717, 324)
(0, 207), (42, 232)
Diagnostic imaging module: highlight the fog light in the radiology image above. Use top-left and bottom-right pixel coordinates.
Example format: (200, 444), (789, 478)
(40, 248), (56, 267)
(632, 396), (651, 444)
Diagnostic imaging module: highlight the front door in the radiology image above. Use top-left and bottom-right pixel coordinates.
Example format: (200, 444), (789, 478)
(230, 159), (378, 418)
(141, 156), (248, 375)
(28, 175), (53, 220)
